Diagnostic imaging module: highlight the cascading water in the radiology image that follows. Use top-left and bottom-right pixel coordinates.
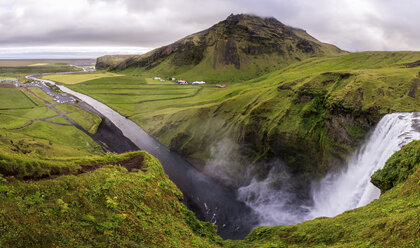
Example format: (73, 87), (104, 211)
(238, 112), (420, 226)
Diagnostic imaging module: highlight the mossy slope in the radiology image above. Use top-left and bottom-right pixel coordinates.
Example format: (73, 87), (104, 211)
(0, 151), (222, 248)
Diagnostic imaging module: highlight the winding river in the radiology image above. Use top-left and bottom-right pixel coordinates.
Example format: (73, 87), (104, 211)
(26, 72), (258, 240)
(26, 70), (420, 240)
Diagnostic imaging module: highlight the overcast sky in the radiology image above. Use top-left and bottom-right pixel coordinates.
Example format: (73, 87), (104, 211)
(1, 0), (419, 58)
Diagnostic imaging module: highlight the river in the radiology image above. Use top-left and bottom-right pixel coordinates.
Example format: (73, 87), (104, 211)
(26, 70), (420, 240)
(26, 73), (259, 240)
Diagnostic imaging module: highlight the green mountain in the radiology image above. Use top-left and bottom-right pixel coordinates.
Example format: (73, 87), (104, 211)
(96, 14), (346, 82)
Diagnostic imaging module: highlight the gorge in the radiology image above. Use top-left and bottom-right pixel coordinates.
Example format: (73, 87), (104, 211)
(1, 11), (419, 248)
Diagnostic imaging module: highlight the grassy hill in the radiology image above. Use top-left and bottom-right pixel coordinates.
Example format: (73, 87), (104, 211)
(49, 51), (420, 183)
(97, 14), (346, 83)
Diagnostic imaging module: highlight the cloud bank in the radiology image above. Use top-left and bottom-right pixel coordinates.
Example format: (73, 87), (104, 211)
(1, 0), (419, 58)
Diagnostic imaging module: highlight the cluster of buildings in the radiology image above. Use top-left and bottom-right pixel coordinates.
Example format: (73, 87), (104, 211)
(176, 80), (206, 85)
(153, 76), (228, 88)
(153, 77), (207, 85)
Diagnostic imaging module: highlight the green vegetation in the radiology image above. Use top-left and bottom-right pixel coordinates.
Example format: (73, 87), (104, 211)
(371, 140), (420, 193)
(1, 139), (418, 247)
(70, 51), (420, 179)
(97, 14), (345, 83)
(0, 77), (16, 80)
(0, 65), (222, 247)
(28, 86), (55, 102)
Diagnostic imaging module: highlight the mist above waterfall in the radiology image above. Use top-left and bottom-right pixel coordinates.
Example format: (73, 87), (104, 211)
(234, 112), (420, 227)
(205, 138), (256, 188)
(237, 161), (311, 226)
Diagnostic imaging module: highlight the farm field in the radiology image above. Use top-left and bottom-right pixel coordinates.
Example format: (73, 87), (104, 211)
(41, 72), (122, 84)
(0, 85), (104, 160)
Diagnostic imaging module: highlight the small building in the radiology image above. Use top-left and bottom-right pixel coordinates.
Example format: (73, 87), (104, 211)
(216, 84), (226, 88)
(153, 77), (161, 80)
(177, 80), (188, 85)
(192, 81), (206, 85)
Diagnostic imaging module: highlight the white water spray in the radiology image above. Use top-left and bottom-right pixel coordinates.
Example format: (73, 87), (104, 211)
(237, 162), (309, 226)
(238, 112), (420, 226)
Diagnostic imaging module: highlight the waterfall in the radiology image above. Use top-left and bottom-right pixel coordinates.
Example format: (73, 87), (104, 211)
(238, 112), (420, 226)
(308, 112), (420, 219)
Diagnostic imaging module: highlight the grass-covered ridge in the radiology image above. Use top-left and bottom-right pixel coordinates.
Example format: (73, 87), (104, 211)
(65, 51), (420, 179)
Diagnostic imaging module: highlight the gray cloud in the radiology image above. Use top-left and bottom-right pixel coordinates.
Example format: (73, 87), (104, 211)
(1, 0), (419, 58)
